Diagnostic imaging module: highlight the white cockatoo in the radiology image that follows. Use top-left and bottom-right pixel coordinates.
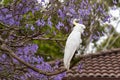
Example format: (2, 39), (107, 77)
(64, 19), (86, 70)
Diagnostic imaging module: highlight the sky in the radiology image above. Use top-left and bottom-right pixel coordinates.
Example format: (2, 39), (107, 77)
(109, 6), (120, 33)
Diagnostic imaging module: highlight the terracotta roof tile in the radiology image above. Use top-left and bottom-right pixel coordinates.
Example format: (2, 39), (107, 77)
(63, 48), (120, 79)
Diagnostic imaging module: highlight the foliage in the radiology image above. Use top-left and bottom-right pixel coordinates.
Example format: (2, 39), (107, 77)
(0, 0), (119, 79)
(97, 27), (120, 51)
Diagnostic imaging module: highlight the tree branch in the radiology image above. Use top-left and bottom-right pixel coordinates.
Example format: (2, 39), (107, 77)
(109, 34), (120, 48)
(0, 43), (66, 76)
(103, 20), (120, 50)
(33, 37), (66, 41)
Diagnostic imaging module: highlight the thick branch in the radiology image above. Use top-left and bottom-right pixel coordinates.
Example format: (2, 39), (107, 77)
(0, 43), (66, 76)
(11, 37), (66, 47)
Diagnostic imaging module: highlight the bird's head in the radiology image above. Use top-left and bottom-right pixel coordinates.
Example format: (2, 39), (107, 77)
(73, 19), (86, 32)
(73, 19), (79, 26)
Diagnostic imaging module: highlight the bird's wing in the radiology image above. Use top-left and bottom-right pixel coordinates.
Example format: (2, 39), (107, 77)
(64, 44), (77, 70)
(64, 32), (80, 70)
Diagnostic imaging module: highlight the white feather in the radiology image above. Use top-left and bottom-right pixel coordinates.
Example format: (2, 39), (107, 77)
(64, 20), (85, 70)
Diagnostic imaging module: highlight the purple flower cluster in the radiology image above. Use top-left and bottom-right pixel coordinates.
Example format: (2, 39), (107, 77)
(47, 16), (53, 28)
(36, 19), (45, 27)
(57, 9), (65, 20)
(0, 0), (111, 79)
(0, 43), (66, 79)
(53, 72), (66, 80)
(0, 0), (41, 27)
(113, 0), (117, 4)
(56, 22), (64, 30)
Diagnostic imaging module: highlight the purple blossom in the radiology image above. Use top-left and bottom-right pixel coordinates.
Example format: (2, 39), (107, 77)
(23, 55), (31, 62)
(18, 3), (23, 7)
(41, 0), (45, 2)
(16, 44), (38, 56)
(53, 72), (66, 80)
(92, 35), (99, 40)
(32, 9), (35, 14)
(36, 19), (45, 26)
(13, 58), (19, 64)
(111, 6), (117, 10)
(101, 31), (106, 35)
(20, 76), (26, 80)
(16, 48), (23, 55)
(25, 7), (31, 13)
(78, 9), (83, 15)
(5, 14), (12, 19)
(93, 3), (97, 7)
(31, 25), (35, 31)
(22, 7), (30, 14)
(14, 15), (22, 21)
(36, 62), (53, 72)
(63, 6), (67, 11)
(1, 54), (7, 59)
(103, 15), (110, 22)
(25, 73), (31, 78)
(15, 21), (20, 26)
(6, 18), (15, 26)
(57, 9), (65, 20)
(23, 46), (30, 55)
(80, 0), (88, 8)
(0, 54), (9, 62)
(97, 31), (101, 37)
(31, 57), (39, 63)
(25, 24), (29, 28)
(0, 14), (3, 20)
(32, 56), (44, 64)
(97, 5), (103, 12)
(41, 19), (45, 26)
(47, 16), (53, 28)
(56, 22), (64, 30)
(8, 35), (15, 41)
(69, 8), (76, 15)
(113, 0), (117, 4)
(22, 0), (27, 3)
(79, 20), (83, 24)
(54, 61), (60, 69)
(30, 44), (38, 53)
(78, 63), (82, 71)
(1, 8), (9, 13)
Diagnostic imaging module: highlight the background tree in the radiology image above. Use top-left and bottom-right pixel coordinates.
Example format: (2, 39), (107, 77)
(0, 0), (119, 79)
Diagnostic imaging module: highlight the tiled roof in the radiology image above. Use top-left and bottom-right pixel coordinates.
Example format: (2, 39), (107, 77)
(62, 48), (120, 80)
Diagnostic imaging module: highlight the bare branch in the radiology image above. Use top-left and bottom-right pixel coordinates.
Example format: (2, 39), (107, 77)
(103, 20), (120, 50)
(109, 34), (120, 48)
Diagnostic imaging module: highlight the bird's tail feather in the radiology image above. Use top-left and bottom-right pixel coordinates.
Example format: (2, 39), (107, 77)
(64, 47), (76, 70)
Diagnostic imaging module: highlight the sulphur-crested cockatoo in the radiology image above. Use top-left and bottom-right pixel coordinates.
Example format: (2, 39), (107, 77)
(64, 19), (86, 70)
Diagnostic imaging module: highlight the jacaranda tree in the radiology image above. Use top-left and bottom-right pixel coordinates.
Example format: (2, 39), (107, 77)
(0, 0), (118, 79)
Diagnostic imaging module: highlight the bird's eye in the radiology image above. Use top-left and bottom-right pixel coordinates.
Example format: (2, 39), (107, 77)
(76, 20), (79, 23)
